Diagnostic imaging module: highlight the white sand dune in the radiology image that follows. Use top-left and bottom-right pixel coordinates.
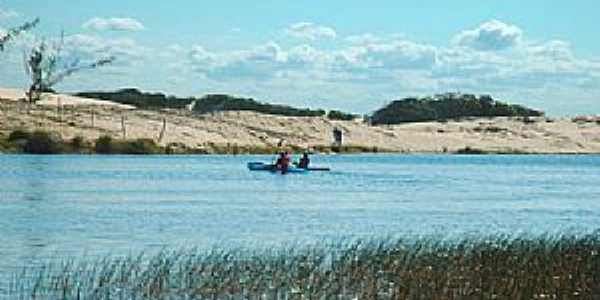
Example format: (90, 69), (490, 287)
(0, 87), (135, 109)
(2, 87), (600, 154)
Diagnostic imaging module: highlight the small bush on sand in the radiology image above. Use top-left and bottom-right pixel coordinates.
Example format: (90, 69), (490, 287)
(23, 131), (62, 154)
(327, 110), (358, 121)
(456, 146), (487, 154)
(68, 136), (92, 153)
(71, 136), (85, 148)
(117, 138), (161, 154)
(95, 136), (162, 154)
(8, 129), (31, 142)
(94, 135), (114, 154)
(0, 138), (16, 153)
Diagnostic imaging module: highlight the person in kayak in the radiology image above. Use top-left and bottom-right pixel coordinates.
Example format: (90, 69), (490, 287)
(275, 151), (291, 174)
(275, 152), (284, 168)
(297, 152), (310, 169)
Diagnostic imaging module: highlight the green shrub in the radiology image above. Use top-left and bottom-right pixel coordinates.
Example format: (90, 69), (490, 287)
(192, 94), (327, 117)
(71, 136), (85, 148)
(0, 139), (16, 153)
(77, 88), (193, 110)
(95, 135), (114, 154)
(23, 131), (62, 154)
(166, 142), (189, 154)
(455, 146), (487, 154)
(118, 138), (162, 154)
(327, 110), (357, 121)
(68, 136), (90, 153)
(8, 129), (31, 142)
(95, 136), (162, 154)
(76, 89), (338, 118)
(370, 93), (544, 125)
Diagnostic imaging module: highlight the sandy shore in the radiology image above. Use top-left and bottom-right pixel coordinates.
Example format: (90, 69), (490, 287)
(2, 88), (600, 154)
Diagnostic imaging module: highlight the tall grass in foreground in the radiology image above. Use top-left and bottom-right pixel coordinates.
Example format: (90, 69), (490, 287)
(6, 234), (600, 299)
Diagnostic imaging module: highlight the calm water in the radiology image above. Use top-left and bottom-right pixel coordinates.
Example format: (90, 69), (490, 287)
(1, 154), (600, 279)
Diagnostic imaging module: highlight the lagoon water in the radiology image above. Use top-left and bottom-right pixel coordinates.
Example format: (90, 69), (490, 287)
(1, 154), (600, 279)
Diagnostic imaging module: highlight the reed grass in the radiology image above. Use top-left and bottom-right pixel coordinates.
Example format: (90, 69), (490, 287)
(6, 234), (600, 299)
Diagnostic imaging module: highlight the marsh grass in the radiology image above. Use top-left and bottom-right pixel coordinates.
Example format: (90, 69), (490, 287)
(6, 234), (600, 299)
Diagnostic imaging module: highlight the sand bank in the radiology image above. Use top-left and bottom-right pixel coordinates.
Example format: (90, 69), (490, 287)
(2, 88), (600, 154)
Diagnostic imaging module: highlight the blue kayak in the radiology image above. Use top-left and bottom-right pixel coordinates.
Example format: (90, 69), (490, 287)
(247, 162), (306, 173)
(247, 162), (330, 173)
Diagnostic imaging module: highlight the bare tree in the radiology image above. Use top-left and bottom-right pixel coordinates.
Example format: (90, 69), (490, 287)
(0, 18), (39, 51)
(24, 33), (115, 103)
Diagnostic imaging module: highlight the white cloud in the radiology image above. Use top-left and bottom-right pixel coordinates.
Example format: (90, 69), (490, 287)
(454, 20), (522, 51)
(186, 42), (338, 81)
(355, 40), (438, 70)
(526, 40), (574, 62)
(188, 45), (221, 72)
(184, 38), (439, 85)
(287, 44), (331, 66)
(0, 8), (19, 20)
(285, 22), (337, 41)
(82, 17), (145, 32)
(344, 33), (381, 45)
(189, 41), (290, 80)
(3, 17), (598, 115)
(63, 34), (148, 67)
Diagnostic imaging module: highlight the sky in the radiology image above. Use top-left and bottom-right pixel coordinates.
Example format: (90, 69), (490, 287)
(1, 0), (599, 115)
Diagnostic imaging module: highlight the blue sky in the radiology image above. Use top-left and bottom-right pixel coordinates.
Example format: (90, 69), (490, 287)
(1, 0), (599, 115)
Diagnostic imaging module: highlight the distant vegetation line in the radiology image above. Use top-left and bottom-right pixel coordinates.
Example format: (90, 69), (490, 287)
(76, 89), (543, 125)
(370, 93), (544, 125)
(76, 88), (358, 120)
(191, 94), (326, 117)
(77, 88), (194, 110)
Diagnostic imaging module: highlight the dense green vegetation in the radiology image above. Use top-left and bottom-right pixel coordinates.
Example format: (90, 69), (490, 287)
(2, 130), (93, 154)
(370, 93), (544, 125)
(191, 94), (326, 117)
(77, 89), (332, 117)
(455, 146), (531, 155)
(5, 130), (68, 154)
(94, 135), (162, 154)
(327, 110), (359, 121)
(76, 90), (544, 125)
(1, 130), (162, 155)
(10, 234), (600, 299)
(77, 88), (192, 110)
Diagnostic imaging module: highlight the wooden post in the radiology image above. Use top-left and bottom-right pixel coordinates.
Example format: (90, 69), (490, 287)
(121, 114), (127, 138)
(158, 118), (167, 142)
(57, 98), (63, 123)
(91, 110), (95, 127)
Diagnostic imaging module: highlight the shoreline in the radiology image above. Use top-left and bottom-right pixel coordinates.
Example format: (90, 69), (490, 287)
(3, 128), (600, 155)
(2, 91), (600, 155)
